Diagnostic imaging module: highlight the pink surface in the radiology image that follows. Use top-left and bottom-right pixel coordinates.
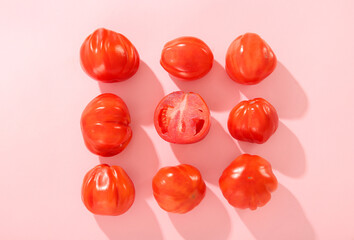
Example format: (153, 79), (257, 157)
(1, 0), (354, 239)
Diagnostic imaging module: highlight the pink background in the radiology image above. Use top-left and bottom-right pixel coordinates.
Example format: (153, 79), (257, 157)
(1, 0), (354, 239)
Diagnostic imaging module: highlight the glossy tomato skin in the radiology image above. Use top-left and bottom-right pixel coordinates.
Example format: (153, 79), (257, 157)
(219, 154), (278, 210)
(226, 33), (277, 85)
(154, 91), (211, 144)
(228, 98), (278, 144)
(82, 164), (135, 216)
(160, 37), (213, 80)
(152, 164), (206, 214)
(81, 93), (132, 157)
(80, 28), (139, 82)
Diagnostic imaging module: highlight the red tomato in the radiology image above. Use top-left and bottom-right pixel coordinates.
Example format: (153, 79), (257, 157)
(154, 91), (211, 144)
(225, 33), (277, 85)
(80, 28), (139, 82)
(81, 93), (132, 157)
(152, 164), (206, 213)
(228, 98), (278, 144)
(219, 154), (278, 210)
(160, 37), (213, 80)
(82, 164), (135, 215)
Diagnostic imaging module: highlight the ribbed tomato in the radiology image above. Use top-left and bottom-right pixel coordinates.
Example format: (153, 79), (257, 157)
(219, 154), (278, 210)
(152, 164), (206, 213)
(80, 28), (139, 82)
(226, 33), (277, 85)
(82, 164), (135, 215)
(154, 91), (211, 144)
(81, 93), (132, 157)
(228, 98), (278, 144)
(160, 37), (213, 80)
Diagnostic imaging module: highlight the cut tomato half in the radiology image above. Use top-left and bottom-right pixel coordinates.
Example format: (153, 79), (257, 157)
(154, 91), (211, 144)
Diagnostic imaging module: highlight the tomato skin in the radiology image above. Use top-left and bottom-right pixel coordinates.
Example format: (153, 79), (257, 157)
(219, 154), (278, 210)
(81, 164), (135, 216)
(225, 33), (277, 85)
(160, 37), (213, 80)
(80, 28), (139, 82)
(152, 164), (206, 214)
(228, 98), (278, 144)
(154, 91), (211, 144)
(81, 93), (132, 157)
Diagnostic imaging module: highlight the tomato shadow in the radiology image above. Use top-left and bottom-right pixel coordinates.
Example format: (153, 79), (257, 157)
(98, 60), (164, 126)
(170, 117), (241, 185)
(237, 61), (308, 119)
(94, 199), (163, 240)
(99, 126), (159, 198)
(238, 121), (306, 178)
(169, 187), (231, 240)
(170, 60), (240, 112)
(237, 184), (315, 240)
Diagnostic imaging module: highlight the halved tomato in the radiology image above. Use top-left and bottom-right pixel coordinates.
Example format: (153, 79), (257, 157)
(154, 91), (211, 144)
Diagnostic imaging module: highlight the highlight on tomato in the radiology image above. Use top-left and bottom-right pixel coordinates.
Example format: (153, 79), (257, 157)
(219, 154), (278, 210)
(82, 164), (135, 216)
(152, 164), (206, 214)
(226, 33), (277, 85)
(154, 91), (211, 144)
(80, 28), (140, 82)
(160, 36), (214, 80)
(228, 98), (278, 144)
(81, 93), (132, 157)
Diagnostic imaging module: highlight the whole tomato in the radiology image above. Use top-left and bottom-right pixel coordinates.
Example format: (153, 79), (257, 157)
(160, 37), (213, 80)
(154, 91), (211, 144)
(226, 33), (277, 85)
(80, 28), (139, 82)
(219, 154), (278, 210)
(82, 164), (135, 215)
(152, 164), (206, 213)
(228, 98), (278, 144)
(81, 93), (132, 157)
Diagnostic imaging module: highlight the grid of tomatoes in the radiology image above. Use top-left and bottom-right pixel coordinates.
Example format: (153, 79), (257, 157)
(80, 28), (279, 215)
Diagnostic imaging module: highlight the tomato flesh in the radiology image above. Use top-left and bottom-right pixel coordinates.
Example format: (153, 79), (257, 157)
(154, 91), (210, 144)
